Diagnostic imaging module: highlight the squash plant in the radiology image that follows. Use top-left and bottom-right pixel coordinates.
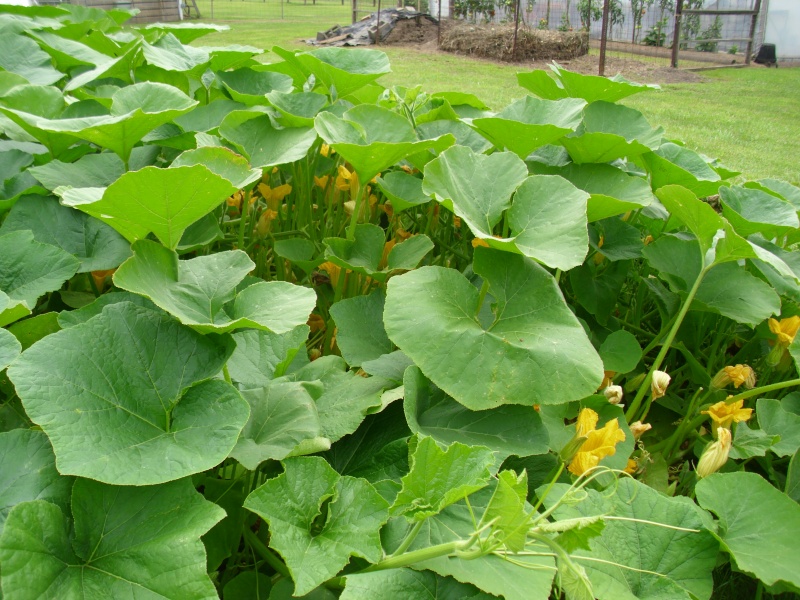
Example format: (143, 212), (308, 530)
(1, 5), (800, 599)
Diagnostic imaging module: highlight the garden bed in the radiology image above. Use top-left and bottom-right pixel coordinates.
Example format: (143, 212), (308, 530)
(439, 23), (588, 62)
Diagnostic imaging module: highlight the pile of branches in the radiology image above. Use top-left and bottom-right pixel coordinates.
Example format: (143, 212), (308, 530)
(440, 23), (589, 62)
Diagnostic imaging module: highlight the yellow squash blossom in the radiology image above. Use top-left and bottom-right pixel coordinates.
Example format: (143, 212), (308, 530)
(314, 175), (330, 190)
(226, 190), (244, 209)
(769, 316), (800, 346)
(702, 398), (752, 430)
(258, 183), (292, 211)
(629, 421), (652, 439)
(320, 143), (331, 157)
(624, 458), (638, 474)
(335, 165), (358, 194)
(650, 370), (671, 400)
(91, 269), (115, 293)
(567, 408), (627, 476)
(696, 427), (732, 478)
(598, 370), (615, 390)
(256, 209), (278, 237)
(711, 364), (756, 389)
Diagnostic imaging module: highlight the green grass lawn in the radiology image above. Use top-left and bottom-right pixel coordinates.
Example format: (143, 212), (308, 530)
(194, 16), (800, 184)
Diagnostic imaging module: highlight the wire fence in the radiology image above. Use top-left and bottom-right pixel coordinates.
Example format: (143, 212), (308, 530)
(186, 0), (768, 73)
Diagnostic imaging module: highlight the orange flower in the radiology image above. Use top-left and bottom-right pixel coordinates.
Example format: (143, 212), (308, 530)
(256, 209), (278, 237)
(769, 316), (800, 346)
(91, 269), (115, 293)
(258, 183), (292, 211)
(472, 238), (489, 248)
(335, 165), (358, 194)
(314, 175), (330, 190)
(711, 364), (756, 389)
(624, 458), (638, 474)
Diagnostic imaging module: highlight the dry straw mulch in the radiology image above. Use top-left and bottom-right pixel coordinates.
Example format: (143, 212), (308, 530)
(439, 23), (589, 62)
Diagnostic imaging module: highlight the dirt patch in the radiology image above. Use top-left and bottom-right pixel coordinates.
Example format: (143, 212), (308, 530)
(439, 22), (588, 62)
(540, 54), (705, 84)
(381, 15), (439, 45)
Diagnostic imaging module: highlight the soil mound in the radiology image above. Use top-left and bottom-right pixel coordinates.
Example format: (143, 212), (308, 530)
(440, 23), (589, 62)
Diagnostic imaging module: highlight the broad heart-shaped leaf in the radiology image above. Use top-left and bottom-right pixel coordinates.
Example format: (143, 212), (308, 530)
(0, 478), (224, 600)
(342, 569), (494, 600)
(283, 356), (394, 444)
(423, 145), (528, 237)
(0, 230), (80, 308)
(0, 195), (131, 273)
(757, 398), (800, 458)
(7, 302), (249, 486)
(2, 82), (198, 164)
(58, 164), (239, 249)
(244, 456), (389, 596)
(697, 472), (800, 592)
(748, 178), (800, 210)
(385, 248), (603, 410)
(655, 185), (757, 268)
(643, 235), (780, 326)
(528, 162), (653, 222)
(598, 329), (642, 373)
(28, 152), (126, 191)
(383, 485), (555, 600)
(561, 101), (664, 164)
(330, 289), (393, 367)
(542, 478), (718, 600)
(272, 46), (391, 99)
(719, 185), (799, 239)
(0, 29), (64, 85)
(171, 145), (262, 189)
(142, 33), (210, 74)
(114, 240), (316, 334)
(391, 435), (495, 521)
(0, 327), (21, 371)
(517, 65), (658, 103)
(266, 90), (328, 127)
(0, 289), (31, 328)
(315, 106), (454, 182)
(217, 67), (294, 105)
(641, 143), (723, 197)
(0, 429), (72, 535)
(508, 174), (590, 270)
(227, 325), (310, 389)
(376, 171), (431, 213)
(230, 381), (325, 470)
(324, 224), (434, 283)
(219, 111), (318, 169)
(403, 366), (549, 461)
(470, 96), (585, 158)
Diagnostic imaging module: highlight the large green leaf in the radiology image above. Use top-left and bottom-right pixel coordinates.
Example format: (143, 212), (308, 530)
(2, 82), (198, 164)
(508, 174), (590, 270)
(218, 68), (294, 105)
(28, 152), (125, 190)
(315, 105), (454, 182)
(330, 290), (392, 367)
(528, 162), (653, 222)
(142, 33), (210, 74)
(7, 302), (248, 485)
(0, 478), (224, 600)
(423, 145), (528, 237)
(470, 96), (585, 158)
(220, 111), (318, 169)
(719, 185), (799, 239)
(29, 30), (110, 71)
(517, 65), (658, 103)
(642, 144), (722, 197)
(383, 485), (555, 600)
(384, 248), (603, 410)
(696, 472), (800, 592)
(757, 398), (800, 458)
(284, 356), (394, 443)
(0, 230), (80, 308)
(643, 235), (780, 326)
(342, 569), (493, 600)
(323, 224), (434, 282)
(230, 381), (325, 470)
(0, 328), (21, 371)
(0, 429), (72, 535)
(543, 478), (718, 600)
(58, 164), (239, 249)
(0, 289), (31, 328)
(114, 240), (316, 334)
(404, 366), (549, 461)
(375, 171), (431, 213)
(272, 46), (391, 98)
(0, 29), (63, 85)
(266, 90), (328, 127)
(0, 195), (131, 272)
(227, 325), (310, 389)
(561, 102), (663, 164)
(391, 435), (495, 521)
(244, 456), (390, 596)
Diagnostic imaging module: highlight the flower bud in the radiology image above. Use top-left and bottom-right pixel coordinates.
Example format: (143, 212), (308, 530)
(629, 421), (652, 439)
(603, 385), (624, 405)
(650, 370), (671, 400)
(696, 427), (732, 478)
(711, 364), (756, 389)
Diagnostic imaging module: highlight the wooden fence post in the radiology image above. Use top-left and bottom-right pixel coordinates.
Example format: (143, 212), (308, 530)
(671, 0), (683, 68)
(745, 0), (762, 66)
(599, 0), (610, 76)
